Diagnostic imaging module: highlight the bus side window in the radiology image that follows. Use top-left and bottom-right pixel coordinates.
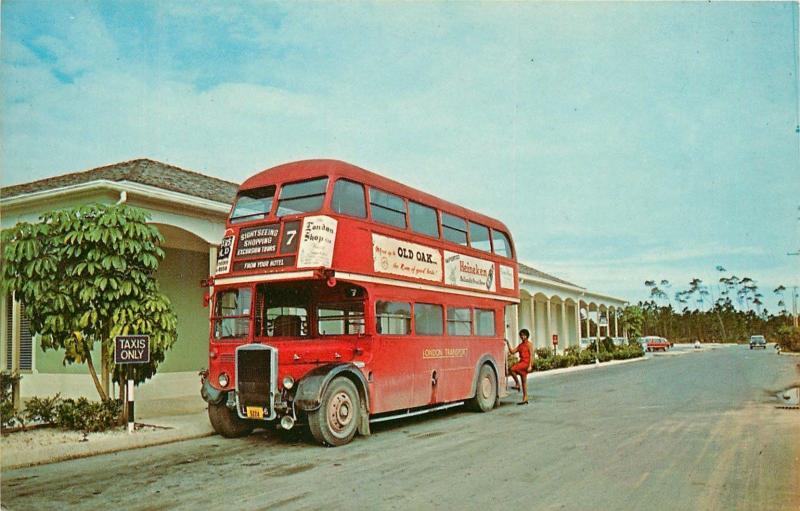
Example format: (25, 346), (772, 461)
(376, 301), (411, 335)
(409, 201), (439, 238)
(447, 306), (472, 336)
(491, 229), (513, 258)
(318, 302), (366, 335)
(468, 222), (491, 252)
(474, 308), (496, 336)
(332, 179), (367, 218)
(442, 213), (468, 246)
(414, 303), (444, 335)
(370, 189), (407, 229)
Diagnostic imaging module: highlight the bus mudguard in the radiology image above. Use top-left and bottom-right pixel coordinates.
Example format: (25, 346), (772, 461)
(470, 354), (500, 397)
(201, 378), (225, 405)
(293, 363), (371, 435)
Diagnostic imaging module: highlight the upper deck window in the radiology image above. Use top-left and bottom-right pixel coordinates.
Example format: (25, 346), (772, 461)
(442, 213), (468, 246)
(491, 229), (513, 258)
(332, 179), (367, 218)
(469, 222), (491, 252)
(277, 177), (328, 217)
(409, 201), (439, 238)
(230, 186), (276, 223)
(370, 189), (407, 229)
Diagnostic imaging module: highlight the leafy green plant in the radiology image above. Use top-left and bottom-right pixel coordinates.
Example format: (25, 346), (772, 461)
(776, 325), (800, 353)
(0, 371), (24, 429)
(23, 394), (62, 424)
(55, 397), (122, 432)
(1, 204), (178, 400)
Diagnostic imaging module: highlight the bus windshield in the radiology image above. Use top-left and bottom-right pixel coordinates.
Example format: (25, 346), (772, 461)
(213, 287), (252, 339)
(231, 186), (276, 223)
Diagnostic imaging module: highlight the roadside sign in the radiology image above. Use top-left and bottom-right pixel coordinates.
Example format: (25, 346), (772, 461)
(552, 334), (559, 346)
(114, 335), (150, 364)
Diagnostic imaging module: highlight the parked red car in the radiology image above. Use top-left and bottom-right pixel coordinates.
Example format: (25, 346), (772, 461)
(641, 336), (670, 352)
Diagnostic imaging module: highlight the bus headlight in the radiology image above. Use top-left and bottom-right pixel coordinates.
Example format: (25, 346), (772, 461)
(282, 375), (295, 390)
(218, 373), (230, 388)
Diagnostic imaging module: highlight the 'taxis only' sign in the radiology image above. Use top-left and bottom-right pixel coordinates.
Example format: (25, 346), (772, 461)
(114, 335), (150, 364)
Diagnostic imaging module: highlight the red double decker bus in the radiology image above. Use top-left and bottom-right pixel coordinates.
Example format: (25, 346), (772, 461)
(201, 160), (519, 445)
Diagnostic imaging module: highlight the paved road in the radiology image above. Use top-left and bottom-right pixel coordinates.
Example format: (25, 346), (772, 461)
(3, 346), (799, 511)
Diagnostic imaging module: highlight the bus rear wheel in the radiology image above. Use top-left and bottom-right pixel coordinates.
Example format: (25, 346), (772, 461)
(208, 402), (254, 438)
(469, 364), (497, 412)
(308, 377), (360, 446)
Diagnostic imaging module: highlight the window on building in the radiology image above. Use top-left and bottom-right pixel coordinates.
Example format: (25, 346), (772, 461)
(492, 229), (513, 258)
(276, 177), (328, 216)
(318, 302), (365, 335)
(442, 213), (468, 246)
(5, 296), (32, 371)
(370, 189), (407, 229)
(376, 301), (411, 335)
(230, 186), (276, 223)
(474, 309), (496, 337)
(409, 202), (439, 238)
(447, 306), (472, 336)
(414, 303), (444, 335)
(469, 222), (491, 252)
(332, 179), (367, 218)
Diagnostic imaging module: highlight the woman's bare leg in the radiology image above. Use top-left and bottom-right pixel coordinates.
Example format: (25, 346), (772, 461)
(520, 373), (529, 403)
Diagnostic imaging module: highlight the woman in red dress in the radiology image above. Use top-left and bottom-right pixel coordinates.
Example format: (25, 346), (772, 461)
(507, 329), (534, 405)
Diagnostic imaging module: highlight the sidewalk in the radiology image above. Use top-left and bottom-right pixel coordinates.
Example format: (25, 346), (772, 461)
(3, 356), (649, 471)
(1, 411), (213, 471)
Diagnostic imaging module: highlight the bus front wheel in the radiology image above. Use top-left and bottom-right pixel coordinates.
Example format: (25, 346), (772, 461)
(469, 364), (497, 412)
(308, 377), (360, 446)
(208, 401), (254, 438)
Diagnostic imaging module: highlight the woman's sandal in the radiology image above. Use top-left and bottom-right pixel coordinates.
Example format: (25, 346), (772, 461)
(517, 400), (529, 405)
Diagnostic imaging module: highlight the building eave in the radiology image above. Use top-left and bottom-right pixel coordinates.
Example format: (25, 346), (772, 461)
(1, 180), (232, 215)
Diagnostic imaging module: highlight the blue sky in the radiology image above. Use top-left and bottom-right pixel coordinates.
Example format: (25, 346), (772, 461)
(2, 1), (799, 312)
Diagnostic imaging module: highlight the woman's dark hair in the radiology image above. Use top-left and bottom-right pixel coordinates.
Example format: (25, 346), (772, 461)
(519, 328), (530, 339)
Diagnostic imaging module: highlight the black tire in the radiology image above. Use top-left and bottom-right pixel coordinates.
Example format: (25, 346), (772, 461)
(208, 402), (254, 438)
(308, 377), (360, 447)
(468, 364), (497, 412)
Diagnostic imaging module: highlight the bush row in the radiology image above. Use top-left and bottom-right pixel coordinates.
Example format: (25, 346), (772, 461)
(776, 325), (800, 353)
(529, 339), (644, 372)
(1, 381), (122, 433)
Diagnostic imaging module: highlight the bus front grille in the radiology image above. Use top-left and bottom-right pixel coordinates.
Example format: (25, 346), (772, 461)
(236, 347), (273, 409)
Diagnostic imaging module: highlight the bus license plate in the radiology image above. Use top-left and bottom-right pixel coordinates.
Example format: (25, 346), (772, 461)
(246, 406), (264, 419)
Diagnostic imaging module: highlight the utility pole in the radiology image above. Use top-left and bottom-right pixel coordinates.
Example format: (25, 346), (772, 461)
(789, 205), (799, 328)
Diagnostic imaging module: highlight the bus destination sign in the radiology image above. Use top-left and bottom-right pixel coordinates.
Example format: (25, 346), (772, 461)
(114, 335), (150, 364)
(235, 224), (280, 259)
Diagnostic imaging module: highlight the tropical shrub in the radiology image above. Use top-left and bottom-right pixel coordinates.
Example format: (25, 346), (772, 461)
(23, 394), (61, 424)
(55, 397), (122, 432)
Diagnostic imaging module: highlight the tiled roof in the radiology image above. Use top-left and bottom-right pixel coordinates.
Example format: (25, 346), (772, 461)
(518, 262), (583, 289)
(2, 158), (239, 205)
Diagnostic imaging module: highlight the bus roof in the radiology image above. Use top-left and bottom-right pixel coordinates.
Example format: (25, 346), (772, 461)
(239, 159), (513, 235)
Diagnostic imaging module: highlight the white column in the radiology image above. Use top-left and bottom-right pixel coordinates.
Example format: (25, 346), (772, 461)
(614, 308), (619, 337)
(560, 301), (568, 353)
(585, 306), (591, 341)
(511, 304), (519, 345)
(574, 303), (580, 347)
(529, 298), (537, 348)
(546, 299), (552, 353)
